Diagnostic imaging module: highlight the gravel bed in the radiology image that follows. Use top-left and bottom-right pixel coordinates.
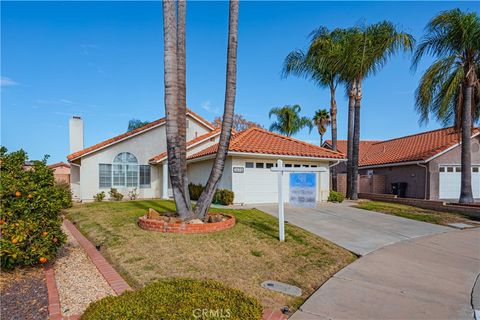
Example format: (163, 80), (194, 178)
(0, 267), (49, 320)
(54, 225), (115, 316)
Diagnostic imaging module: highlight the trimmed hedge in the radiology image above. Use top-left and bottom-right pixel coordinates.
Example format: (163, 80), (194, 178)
(328, 190), (344, 203)
(0, 147), (66, 269)
(81, 279), (263, 320)
(188, 183), (234, 205)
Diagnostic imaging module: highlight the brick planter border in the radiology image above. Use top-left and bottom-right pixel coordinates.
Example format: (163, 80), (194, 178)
(138, 214), (236, 234)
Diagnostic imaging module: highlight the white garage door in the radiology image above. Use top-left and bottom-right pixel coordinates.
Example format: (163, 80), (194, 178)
(233, 161), (320, 204)
(439, 165), (480, 199)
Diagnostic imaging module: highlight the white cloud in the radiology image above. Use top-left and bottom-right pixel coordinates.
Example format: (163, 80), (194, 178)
(60, 99), (73, 104)
(201, 100), (220, 114)
(1, 76), (18, 87)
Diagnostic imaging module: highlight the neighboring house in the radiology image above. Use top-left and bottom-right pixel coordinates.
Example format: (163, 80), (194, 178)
(48, 162), (71, 184)
(67, 110), (345, 203)
(324, 127), (480, 200)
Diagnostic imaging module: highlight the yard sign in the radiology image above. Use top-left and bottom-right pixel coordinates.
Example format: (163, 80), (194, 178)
(289, 173), (316, 208)
(271, 160), (326, 241)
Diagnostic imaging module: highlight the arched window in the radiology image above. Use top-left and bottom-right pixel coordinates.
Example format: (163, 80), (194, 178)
(112, 152), (138, 187)
(98, 152), (151, 189)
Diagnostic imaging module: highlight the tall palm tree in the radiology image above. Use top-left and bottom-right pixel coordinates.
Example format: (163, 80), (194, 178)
(269, 104), (313, 137)
(338, 22), (414, 199)
(313, 109), (331, 145)
(163, 0), (193, 219)
(194, 0), (239, 219)
(282, 27), (344, 152)
(412, 9), (480, 204)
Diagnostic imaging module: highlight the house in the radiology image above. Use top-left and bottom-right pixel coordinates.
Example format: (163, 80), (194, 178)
(324, 127), (480, 200)
(48, 162), (71, 184)
(67, 110), (345, 203)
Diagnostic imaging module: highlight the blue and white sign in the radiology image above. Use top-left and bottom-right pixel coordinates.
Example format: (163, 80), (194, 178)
(289, 173), (316, 208)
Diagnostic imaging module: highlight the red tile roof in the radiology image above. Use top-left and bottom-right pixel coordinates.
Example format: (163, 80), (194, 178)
(149, 128), (221, 163)
(67, 109), (214, 161)
(48, 162), (71, 169)
(188, 127), (346, 160)
(327, 127), (479, 167)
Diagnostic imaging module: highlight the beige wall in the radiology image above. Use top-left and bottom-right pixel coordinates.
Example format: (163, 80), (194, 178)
(428, 136), (480, 200)
(74, 115), (212, 201)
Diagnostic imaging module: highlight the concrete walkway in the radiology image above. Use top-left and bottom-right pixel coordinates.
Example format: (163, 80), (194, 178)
(253, 202), (450, 256)
(290, 228), (480, 320)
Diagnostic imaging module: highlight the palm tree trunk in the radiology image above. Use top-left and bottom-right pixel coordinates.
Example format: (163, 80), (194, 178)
(194, 0), (239, 219)
(346, 80), (356, 198)
(330, 83), (338, 191)
(163, 0), (192, 219)
(459, 84), (474, 203)
(351, 78), (362, 200)
(176, 0), (194, 215)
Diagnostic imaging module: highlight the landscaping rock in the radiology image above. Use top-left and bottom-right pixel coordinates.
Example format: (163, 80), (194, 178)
(147, 208), (161, 220)
(188, 219), (204, 224)
(167, 217), (183, 224)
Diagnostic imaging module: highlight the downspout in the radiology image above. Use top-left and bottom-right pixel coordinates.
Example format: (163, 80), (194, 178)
(416, 162), (428, 200)
(329, 160), (342, 168)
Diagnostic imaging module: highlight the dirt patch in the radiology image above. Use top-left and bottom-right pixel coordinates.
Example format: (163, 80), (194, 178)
(0, 267), (48, 320)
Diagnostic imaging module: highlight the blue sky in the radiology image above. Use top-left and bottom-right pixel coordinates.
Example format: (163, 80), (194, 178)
(2, 1), (479, 163)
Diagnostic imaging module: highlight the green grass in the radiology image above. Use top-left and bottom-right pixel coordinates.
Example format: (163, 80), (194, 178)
(66, 200), (355, 312)
(355, 201), (474, 225)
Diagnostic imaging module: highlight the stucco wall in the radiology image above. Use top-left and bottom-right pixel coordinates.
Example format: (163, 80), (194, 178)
(428, 136), (480, 200)
(359, 164), (427, 199)
(187, 157), (232, 190)
(74, 115), (211, 201)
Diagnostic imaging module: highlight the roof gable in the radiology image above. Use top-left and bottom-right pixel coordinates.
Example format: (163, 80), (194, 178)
(188, 127), (346, 160)
(67, 109), (214, 161)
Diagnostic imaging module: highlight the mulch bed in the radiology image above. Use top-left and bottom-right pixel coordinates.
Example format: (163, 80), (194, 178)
(0, 267), (49, 320)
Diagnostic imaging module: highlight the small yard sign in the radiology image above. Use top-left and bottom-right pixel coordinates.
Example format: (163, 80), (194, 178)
(289, 173), (316, 208)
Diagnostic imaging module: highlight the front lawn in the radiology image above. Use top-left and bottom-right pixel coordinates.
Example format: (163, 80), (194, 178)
(355, 201), (478, 225)
(66, 200), (355, 311)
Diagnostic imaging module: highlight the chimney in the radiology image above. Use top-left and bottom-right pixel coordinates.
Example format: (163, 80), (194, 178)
(69, 116), (84, 153)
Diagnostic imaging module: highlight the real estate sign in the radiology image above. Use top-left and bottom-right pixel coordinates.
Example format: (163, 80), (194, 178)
(289, 173), (316, 208)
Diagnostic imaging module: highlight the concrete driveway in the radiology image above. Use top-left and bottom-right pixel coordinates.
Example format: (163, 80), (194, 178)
(290, 228), (480, 320)
(253, 201), (450, 256)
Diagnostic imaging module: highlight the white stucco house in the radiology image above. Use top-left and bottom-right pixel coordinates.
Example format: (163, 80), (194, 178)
(67, 109), (345, 204)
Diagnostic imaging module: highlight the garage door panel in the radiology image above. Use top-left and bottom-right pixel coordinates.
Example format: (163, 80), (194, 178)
(439, 166), (480, 199)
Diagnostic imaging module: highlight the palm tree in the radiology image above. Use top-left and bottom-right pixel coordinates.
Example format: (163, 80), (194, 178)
(268, 104), (313, 137)
(338, 22), (414, 199)
(412, 9), (480, 204)
(282, 27), (344, 152)
(162, 0), (193, 219)
(194, 0), (239, 219)
(313, 109), (331, 145)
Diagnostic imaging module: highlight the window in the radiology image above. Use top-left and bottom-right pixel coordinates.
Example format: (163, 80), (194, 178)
(302, 164), (309, 168)
(473, 167), (479, 173)
(140, 165), (151, 187)
(113, 164), (126, 186)
(455, 167), (461, 172)
(266, 163), (274, 169)
(447, 167), (454, 172)
(256, 162), (264, 168)
(126, 165), (138, 187)
(110, 152), (140, 188)
(439, 167), (445, 172)
(285, 164), (292, 167)
(245, 162), (254, 168)
(99, 164), (112, 188)
(294, 164), (301, 168)
(311, 165), (318, 168)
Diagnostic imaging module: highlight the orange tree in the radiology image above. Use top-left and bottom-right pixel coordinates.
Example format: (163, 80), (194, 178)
(0, 147), (67, 269)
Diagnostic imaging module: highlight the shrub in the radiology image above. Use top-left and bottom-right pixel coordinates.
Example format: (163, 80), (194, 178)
(53, 181), (72, 208)
(0, 147), (66, 270)
(81, 279), (263, 320)
(328, 190), (344, 203)
(93, 191), (106, 202)
(128, 188), (139, 200)
(188, 183), (235, 205)
(213, 189), (234, 205)
(109, 188), (123, 201)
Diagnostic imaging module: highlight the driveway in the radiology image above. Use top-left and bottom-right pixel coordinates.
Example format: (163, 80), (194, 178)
(253, 201), (450, 256)
(290, 228), (480, 320)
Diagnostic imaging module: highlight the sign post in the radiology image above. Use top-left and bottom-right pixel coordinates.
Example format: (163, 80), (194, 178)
(271, 159), (326, 242)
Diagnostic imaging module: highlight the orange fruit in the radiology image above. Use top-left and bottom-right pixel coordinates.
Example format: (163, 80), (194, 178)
(15, 191), (21, 197)
(0, 220), (4, 225)
(42, 231), (48, 237)
(39, 257), (47, 263)
(27, 194), (33, 199)
(11, 238), (18, 244)
(53, 237), (58, 243)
